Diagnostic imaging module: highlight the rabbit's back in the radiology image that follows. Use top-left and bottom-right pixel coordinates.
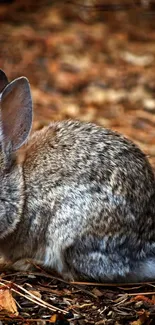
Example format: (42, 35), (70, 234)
(22, 120), (155, 240)
(24, 120), (155, 212)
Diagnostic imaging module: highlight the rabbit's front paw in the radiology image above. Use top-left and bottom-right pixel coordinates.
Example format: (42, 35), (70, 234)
(11, 259), (34, 271)
(62, 271), (76, 282)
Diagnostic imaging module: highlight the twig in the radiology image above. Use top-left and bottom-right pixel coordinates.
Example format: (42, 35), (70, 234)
(2, 271), (155, 287)
(127, 291), (155, 296)
(0, 280), (68, 315)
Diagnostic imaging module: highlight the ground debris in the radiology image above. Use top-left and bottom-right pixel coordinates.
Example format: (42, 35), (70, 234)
(0, 270), (154, 324)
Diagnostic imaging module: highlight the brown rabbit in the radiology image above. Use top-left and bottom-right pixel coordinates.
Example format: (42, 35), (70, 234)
(0, 69), (155, 282)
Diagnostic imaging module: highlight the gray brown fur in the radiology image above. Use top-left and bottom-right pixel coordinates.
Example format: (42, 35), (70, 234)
(0, 69), (155, 282)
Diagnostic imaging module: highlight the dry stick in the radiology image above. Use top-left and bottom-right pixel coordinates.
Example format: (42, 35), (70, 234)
(70, 280), (155, 287)
(0, 317), (52, 323)
(0, 280), (68, 315)
(118, 286), (143, 291)
(2, 270), (70, 285)
(0, 282), (49, 311)
(2, 271), (155, 287)
(127, 291), (155, 296)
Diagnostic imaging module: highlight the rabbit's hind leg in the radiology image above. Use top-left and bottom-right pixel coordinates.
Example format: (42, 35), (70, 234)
(64, 241), (132, 282)
(133, 258), (155, 282)
(64, 241), (155, 282)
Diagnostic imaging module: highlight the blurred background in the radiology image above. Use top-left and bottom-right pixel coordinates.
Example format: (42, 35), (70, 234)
(1, 0), (155, 165)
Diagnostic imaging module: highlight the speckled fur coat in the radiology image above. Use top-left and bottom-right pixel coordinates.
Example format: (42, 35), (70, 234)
(0, 69), (155, 282)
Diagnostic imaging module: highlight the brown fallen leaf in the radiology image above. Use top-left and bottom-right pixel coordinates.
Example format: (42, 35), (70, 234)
(49, 313), (68, 323)
(29, 290), (42, 299)
(132, 295), (155, 305)
(49, 314), (57, 323)
(0, 289), (18, 316)
(131, 310), (150, 325)
(92, 288), (103, 297)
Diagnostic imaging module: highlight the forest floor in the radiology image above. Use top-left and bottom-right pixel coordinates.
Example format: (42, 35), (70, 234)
(0, 1), (155, 324)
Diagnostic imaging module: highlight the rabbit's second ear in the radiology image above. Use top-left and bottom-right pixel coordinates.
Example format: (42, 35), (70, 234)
(0, 77), (32, 152)
(0, 69), (9, 92)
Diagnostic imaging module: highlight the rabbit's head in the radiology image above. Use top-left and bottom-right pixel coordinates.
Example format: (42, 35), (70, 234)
(0, 70), (32, 238)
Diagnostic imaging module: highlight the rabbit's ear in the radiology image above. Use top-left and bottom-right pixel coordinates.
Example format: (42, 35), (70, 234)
(0, 69), (9, 92)
(0, 77), (32, 152)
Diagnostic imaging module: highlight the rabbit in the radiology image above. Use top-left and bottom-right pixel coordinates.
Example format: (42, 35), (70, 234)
(0, 68), (155, 282)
